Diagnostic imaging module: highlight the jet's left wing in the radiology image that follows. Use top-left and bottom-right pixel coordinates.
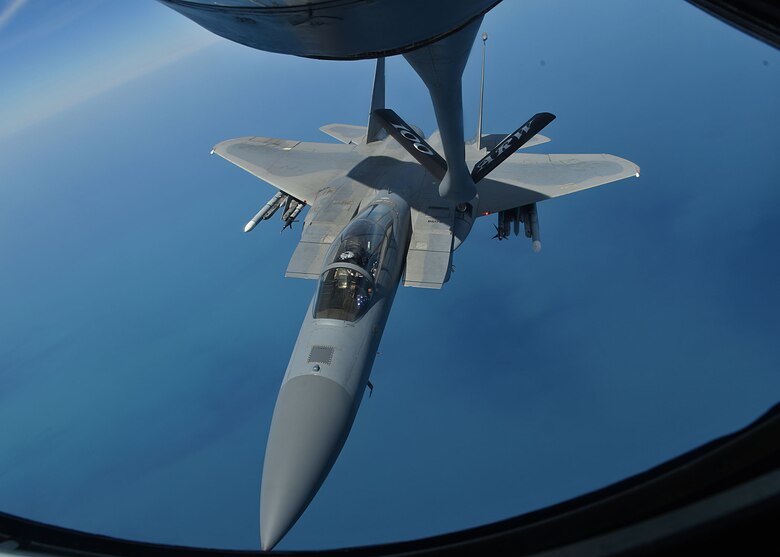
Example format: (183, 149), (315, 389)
(212, 136), (364, 204)
(474, 153), (640, 215)
(213, 136), (371, 279)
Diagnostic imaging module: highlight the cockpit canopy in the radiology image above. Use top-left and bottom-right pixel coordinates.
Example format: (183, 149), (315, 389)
(314, 203), (395, 321)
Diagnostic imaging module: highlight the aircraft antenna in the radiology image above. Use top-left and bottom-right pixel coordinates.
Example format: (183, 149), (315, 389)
(476, 32), (488, 151)
(366, 57), (386, 143)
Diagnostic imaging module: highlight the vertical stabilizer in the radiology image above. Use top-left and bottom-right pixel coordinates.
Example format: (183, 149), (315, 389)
(366, 57), (386, 143)
(476, 32), (488, 151)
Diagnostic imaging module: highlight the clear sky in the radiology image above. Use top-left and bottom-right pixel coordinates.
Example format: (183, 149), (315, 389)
(0, 0), (778, 551)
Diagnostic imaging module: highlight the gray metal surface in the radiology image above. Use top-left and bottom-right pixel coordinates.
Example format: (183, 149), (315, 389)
(156, 0), (502, 60)
(474, 153), (639, 215)
(260, 374), (355, 551)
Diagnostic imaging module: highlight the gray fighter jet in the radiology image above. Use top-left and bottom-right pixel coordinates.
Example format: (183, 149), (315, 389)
(159, 1), (638, 549)
(208, 30), (639, 552)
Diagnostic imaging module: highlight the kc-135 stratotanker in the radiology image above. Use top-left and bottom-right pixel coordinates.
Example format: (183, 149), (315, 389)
(204, 21), (639, 551)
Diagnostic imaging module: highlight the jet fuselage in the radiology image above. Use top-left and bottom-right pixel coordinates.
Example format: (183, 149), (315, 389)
(260, 192), (411, 549)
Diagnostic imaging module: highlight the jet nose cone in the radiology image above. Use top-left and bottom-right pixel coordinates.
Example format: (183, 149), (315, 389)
(260, 374), (355, 551)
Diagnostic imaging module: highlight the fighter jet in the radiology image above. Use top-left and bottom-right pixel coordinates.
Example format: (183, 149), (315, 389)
(207, 26), (639, 549)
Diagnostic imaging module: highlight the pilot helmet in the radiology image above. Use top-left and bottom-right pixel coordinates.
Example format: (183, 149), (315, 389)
(339, 247), (365, 266)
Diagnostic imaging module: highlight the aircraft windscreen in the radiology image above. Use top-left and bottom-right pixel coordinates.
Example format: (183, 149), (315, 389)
(314, 204), (394, 321)
(313, 266), (373, 321)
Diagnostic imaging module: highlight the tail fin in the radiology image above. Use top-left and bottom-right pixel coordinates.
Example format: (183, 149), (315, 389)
(476, 32), (488, 150)
(366, 57), (386, 143)
(471, 112), (556, 183)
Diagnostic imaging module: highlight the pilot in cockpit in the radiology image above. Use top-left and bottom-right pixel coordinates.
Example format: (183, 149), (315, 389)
(335, 248), (365, 291)
(335, 247), (373, 312)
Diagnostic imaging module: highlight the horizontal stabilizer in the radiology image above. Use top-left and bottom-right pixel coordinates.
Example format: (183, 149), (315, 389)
(371, 108), (447, 180)
(472, 112), (556, 183)
(319, 124), (367, 145)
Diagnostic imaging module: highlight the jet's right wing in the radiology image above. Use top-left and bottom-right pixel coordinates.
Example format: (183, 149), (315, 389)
(474, 153), (640, 215)
(212, 136), (364, 204)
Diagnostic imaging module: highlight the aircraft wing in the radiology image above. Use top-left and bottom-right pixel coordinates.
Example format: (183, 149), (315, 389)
(213, 136), (371, 279)
(474, 153), (640, 215)
(212, 136), (364, 204)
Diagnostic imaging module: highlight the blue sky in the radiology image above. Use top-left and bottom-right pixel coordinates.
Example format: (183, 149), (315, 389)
(0, 0), (779, 551)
